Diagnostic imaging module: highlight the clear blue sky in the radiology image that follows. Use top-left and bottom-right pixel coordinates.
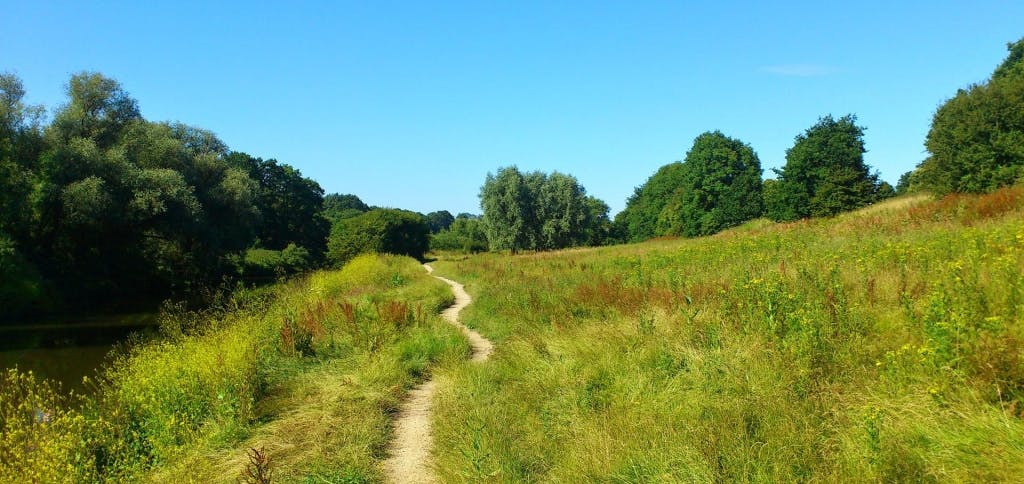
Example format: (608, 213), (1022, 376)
(3, 1), (1022, 216)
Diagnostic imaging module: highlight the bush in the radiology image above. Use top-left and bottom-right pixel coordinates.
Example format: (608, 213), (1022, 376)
(327, 209), (429, 266)
(430, 217), (488, 253)
(0, 236), (48, 321)
(241, 243), (312, 280)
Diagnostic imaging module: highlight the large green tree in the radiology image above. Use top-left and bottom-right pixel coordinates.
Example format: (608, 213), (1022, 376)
(766, 115), (881, 221)
(480, 167), (610, 252)
(227, 152), (329, 259)
(480, 167), (533, 253)
(613, 162), (687, 242)
(916, 37), (1024, 194)
(659, 131), (763, 237)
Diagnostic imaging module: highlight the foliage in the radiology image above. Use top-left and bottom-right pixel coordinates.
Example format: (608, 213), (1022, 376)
(327, 209), (430, 265)
(430, 215), (489, 253)
(430, 186), (1024, 481)
(658, 131), (764, 237)
(241, 244), (312, 280)
(425, 210), (455, 233)
(322, 193), (370, 223)
(917, 37), (1024, 195)
(0, 254), (467, 482)
(0, 236), (47, 320)
(480, 166), (610, 252)
(766, 114), (884, 221)
(0, 72), (336, 320)
(614, 162), (687, 242)
(227, 152), (329, 260)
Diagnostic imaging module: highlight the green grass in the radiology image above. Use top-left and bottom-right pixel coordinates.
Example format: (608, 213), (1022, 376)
(0, 254), (469, 483)
(429, 186), (1024, 482)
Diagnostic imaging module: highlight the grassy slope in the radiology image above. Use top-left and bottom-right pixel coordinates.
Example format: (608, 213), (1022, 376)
(430, 188), (1024, 482)
(1, 254), (469, 483)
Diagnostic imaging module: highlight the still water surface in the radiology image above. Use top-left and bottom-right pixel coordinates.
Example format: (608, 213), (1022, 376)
(0, 313), (158, 393)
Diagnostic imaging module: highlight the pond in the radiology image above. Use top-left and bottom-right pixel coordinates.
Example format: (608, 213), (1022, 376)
(0, 313), (158, 394)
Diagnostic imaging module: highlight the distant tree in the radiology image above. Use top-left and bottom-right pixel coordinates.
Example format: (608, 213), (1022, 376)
(582, 196), (614, 246)
(323, 193), (370, 222)
(480, 166), (609, 252)
(327, 209), (429, 265)
(535, 172), (590, 249)
(430, 216), (488, 253)
(613, 162), (687, 242)
(767, 115), (881, 221)
(875, 181), (897, 201)
(895, 171), (912, 195)
(425, 210), (455, 233)
(916, 37), (1024, 194)
(480, 166), (533, 253)
(659, 131), (763, 237)
(227, 152), (329, 259)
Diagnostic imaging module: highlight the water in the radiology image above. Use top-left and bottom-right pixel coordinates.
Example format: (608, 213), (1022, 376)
(0, 313), (158, 393)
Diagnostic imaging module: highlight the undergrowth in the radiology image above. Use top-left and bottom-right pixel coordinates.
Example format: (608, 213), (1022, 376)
(0, 254), (468, 482)
(431, 185), (1024, 482)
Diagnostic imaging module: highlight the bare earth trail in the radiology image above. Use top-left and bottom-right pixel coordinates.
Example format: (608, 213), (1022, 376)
(384, 264), (493, 483)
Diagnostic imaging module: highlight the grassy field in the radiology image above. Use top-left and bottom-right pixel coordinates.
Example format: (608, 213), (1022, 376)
(4, 187), (1024, 483)
(1, 254), (468, 483)
(429, 186), (1024, 482)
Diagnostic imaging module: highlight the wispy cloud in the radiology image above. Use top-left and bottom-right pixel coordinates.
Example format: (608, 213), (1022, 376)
(760, 64), (838, 77)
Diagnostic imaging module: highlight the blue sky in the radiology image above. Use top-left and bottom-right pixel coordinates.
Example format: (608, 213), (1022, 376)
(2, 1), (1022, 215)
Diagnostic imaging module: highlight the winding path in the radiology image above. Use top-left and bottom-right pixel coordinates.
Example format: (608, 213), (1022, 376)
(384, 264), (493, 483)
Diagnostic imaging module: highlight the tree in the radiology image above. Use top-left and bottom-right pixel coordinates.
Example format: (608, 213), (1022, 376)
(425, 210), (455, 233)
(895, 171), (917, 195)
(430, 216), (488, 253)
(227, 152), (329, 260)
(659, 131), (763, 237)
(327, 209), (429, 265)
(767, 115), (881, 221)
(613, 162), (687, 242)
(916, 37), (1024, 194)
(323, 193), (370, 222)
(480, 166), (532, 253)
(480, 166), (609, 252)
(0, 73), (45, 242)
(535, 172), (590, 249)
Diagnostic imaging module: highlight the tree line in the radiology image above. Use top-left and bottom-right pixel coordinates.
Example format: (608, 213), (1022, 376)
(0, 72), (448, 322)
(3, 36), (1021, 317)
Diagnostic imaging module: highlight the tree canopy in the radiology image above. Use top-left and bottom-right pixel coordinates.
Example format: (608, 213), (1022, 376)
(916, 37), (1024, 194)
(765, 115), (884, 221)
(0, 72), (332, 320)
(480, 166), (610, 252)
(613, 162), (688, 242)
(658, 131), (763, 237)
(327, 209), (430, 265)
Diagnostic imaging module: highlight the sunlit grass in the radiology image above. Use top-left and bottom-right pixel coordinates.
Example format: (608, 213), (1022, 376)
(430, 187), (1024, 482)
(0, 254), (469, 482)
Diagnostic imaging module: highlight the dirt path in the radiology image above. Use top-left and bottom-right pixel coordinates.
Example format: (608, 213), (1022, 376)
(384, 264), (493, 483)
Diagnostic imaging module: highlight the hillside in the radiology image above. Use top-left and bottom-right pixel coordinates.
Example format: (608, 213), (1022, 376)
(428, 186), (1024, 481)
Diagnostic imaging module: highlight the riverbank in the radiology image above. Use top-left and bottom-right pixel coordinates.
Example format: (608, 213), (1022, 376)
(0, 254), (469, 482)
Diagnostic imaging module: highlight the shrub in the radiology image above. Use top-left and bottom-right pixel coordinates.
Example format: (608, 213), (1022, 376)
(327, 209), (429, 266)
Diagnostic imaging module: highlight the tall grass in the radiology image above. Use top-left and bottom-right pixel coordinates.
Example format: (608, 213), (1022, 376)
(430, 186), (1024, 482)
(0, 254), (468, 482)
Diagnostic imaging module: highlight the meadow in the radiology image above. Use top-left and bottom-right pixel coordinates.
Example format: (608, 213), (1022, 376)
(3, 186), (1023, 483)
(429, 186), (1024, 482)
(0, 254), (468, 482)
